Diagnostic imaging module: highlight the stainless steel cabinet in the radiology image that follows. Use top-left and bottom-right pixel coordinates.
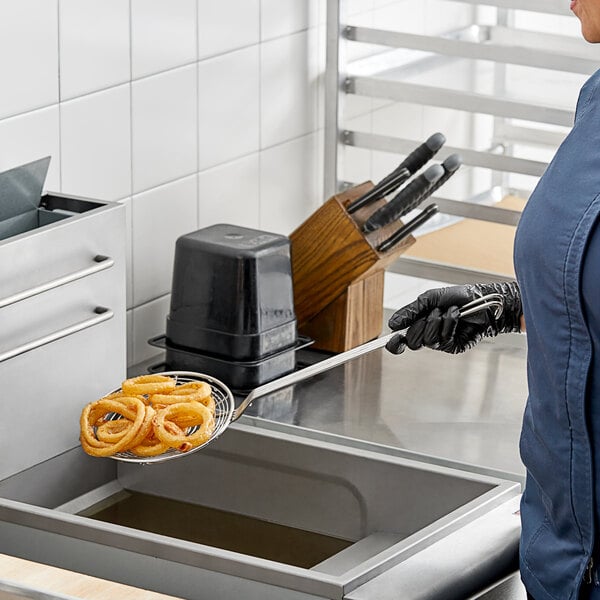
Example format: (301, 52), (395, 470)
(0, 195), (126, 480)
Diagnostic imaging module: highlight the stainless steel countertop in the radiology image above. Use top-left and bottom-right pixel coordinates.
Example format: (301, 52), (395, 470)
(243, 332), (528, 481)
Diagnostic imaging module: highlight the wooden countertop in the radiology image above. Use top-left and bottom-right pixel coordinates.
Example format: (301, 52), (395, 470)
(0, 553), (183, 600)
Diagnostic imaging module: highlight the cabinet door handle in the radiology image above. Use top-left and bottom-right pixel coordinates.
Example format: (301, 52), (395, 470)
(0, 307), (114, 363)
(0, 255), (114, 309)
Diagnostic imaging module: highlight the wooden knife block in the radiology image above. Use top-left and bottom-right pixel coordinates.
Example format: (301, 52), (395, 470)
(290, 182), (416, 353)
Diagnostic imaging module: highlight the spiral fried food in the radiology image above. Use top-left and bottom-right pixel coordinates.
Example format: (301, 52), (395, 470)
(79, 374), (217, 458)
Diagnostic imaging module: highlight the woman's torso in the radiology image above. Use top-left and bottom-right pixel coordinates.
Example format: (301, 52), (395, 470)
(514, 68), (600, 600)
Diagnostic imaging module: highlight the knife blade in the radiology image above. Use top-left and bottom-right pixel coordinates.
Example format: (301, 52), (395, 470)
(362, 164), (444, 233)
(346, 132), (446, 214)
(377, 204), (439, 253)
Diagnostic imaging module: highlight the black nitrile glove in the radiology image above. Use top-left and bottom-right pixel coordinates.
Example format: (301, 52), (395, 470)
(386, 281), (522, 355)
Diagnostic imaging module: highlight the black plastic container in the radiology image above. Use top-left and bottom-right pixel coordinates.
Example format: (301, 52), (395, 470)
(148, 335), (313, 392)
(166, 224), (297, 361)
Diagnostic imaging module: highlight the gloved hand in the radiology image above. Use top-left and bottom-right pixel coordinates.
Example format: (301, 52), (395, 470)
(386, 281), (522, 355)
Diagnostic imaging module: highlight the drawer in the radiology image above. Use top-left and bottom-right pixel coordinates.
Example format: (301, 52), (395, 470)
(0, 308), (124, 480)
(0, 257), (124, 360)
(0, 194), (124, 308)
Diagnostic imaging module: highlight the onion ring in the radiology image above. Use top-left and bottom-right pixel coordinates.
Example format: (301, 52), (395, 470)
(153, 402), (215, 449)
(102, 391), (148, 404)
(149, 388), (205, 405)
(122, 375), (176, 396)
(130, 434), (170, 457)
(95, 406), (154, 448)
(95, 419), (129, 443)
(175, 381), (212, 402)
(82, 397), (142, 445)
(149, 382), (215, 415)
(80, 397), (146, 457)
(127, 405), (155, 449)
(169, 382), (215, 413)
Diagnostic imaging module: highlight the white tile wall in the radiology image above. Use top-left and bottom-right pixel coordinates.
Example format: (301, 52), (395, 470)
(260, 0), (320, 41)
(131, 0), (197, 79)
(0, 107), (61, 191)
(198, 0), (260, 59)
(0, 0), (59, 120)
(59, 0), (130, 100)
(260, 29), (320, 148)
(259, 133), (320, 234)
(132, 175), (198, 306)
(131, 294), (171, 365)
(61, 85), (131, 201)
(132, 64), (198, 193)
(198, 46), (260, 170)
(198, 154), (260, 229)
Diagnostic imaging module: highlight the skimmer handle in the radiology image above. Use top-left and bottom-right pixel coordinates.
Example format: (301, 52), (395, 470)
(232, 293), (506, 421)
(233, 332), (396, 421)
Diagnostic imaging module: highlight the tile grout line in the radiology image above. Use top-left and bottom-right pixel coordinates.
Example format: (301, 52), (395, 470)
(56, 0), (63, 192)
(132, 170), (199, 198)
(258, 0), (263, 228)
(196, 0), (201, 229)
(129, 0), (136, 361)
(129, 0), (134, 199)
(1, 60), (194, 119)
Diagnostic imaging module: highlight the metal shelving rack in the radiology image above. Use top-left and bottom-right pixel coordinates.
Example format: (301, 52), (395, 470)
(324, 0), (598, 284)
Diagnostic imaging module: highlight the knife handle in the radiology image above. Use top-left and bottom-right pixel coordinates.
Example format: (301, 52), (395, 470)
(398, 132), (446, 176)
(346, 167), (410, 214)
(391, 153), (462, 220)
(375, 132), (446, 191)
(427, 153), (462, 197)
(377, 204), (439, 253)
(362, 164), (444, 233)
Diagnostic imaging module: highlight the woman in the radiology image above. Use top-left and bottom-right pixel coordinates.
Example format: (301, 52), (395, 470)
(386, 2), (600, 598)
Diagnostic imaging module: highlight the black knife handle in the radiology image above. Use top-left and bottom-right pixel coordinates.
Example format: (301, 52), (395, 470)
(398, 132), (446, 176)
(362, 164), (444, 233)
(377, 204), (439, 253)
(392, 153), (462, 219)
(374, 132), (446, 191)
(346, 167), (410, 214)
(427, 153), (462, 196)
(382, 154), (462, 224)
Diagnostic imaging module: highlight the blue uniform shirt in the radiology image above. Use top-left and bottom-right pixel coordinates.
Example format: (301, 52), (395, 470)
(514, 68), (600, 600)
